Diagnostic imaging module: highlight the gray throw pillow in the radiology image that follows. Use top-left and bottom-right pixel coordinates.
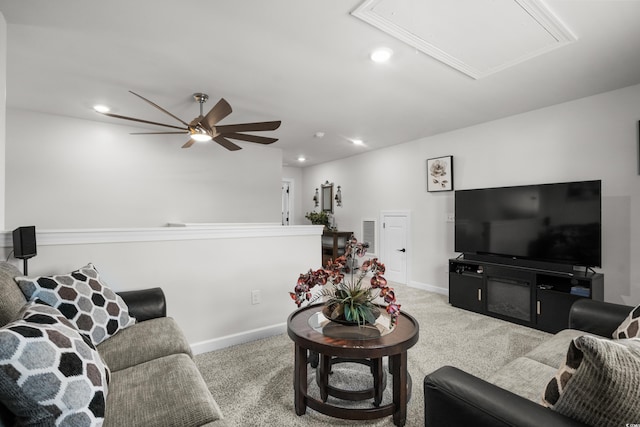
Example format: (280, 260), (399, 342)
(0, 368), (54, 426)
(542, 335), (640, 426)
(15, 263), (135, 345)
(0, 302), (109, 426)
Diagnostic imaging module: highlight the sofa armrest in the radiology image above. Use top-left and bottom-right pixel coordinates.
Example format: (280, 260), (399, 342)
(424, 366), (586, 427)
(117, 287), (166, 322)
(568, 299), (632, 337)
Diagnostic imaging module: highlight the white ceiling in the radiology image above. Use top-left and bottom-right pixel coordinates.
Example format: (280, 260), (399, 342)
(352, 0), (578, 79)
(1, 0), (639, 167)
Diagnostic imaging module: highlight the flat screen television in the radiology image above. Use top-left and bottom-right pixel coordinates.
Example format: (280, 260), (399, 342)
(455, 180), (601, 268)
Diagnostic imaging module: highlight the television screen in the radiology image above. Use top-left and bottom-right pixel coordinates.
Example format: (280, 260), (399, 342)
(455, 180), (601, 267)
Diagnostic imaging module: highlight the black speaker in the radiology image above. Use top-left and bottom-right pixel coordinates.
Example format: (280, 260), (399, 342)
(13, 226), (37, 260)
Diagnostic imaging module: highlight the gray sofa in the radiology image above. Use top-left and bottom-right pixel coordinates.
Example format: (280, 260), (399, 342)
(0, 261), (227, 427)
(424, 299), (635, 426)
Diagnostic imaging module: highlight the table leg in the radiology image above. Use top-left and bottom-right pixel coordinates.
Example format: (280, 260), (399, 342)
(294, 344), (308, 415)
(391, 351), (408, 427)
(319, 354), (331, 402)
(373, 357), (383, 407)
(309, 350), (319, 368)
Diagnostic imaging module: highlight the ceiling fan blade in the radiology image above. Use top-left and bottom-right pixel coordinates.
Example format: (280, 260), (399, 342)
(182, 139), (197, 149)
(190, 115), (204, 127)
(203, 98), (232, 129)
(130, 131), (188, 135)
(129, 90), (190, 127)
(215, 121), (281, 134)
(213, 135), (242, 151)
(101, 112), (187, 131)
(222, 132), (278, 145)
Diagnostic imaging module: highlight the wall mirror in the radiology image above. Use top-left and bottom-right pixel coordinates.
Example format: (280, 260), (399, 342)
(321, 181), (333, 213)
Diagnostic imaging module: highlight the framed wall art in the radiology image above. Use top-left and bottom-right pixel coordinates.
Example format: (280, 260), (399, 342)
(427, 155), (454, 192)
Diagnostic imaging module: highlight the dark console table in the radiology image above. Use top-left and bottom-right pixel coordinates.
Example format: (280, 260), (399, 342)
(321, 230), (352, 267)
(449, 258), (604, 333)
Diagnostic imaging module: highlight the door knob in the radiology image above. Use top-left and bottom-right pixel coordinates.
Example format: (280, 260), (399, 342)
(397, 248), (406, 253)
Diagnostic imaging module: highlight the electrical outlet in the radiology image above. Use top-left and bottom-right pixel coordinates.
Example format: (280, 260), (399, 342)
(251, 290), (261, 305)
(446, 213), (455, 223)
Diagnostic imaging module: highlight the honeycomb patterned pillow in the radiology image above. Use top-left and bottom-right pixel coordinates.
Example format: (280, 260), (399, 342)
(0, 302), (109, 426)
(16, 263), (135, 345)
(613, 304), (640, 339)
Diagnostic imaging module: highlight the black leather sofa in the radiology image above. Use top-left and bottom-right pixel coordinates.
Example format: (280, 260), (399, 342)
(423, 299), (633, 427)
(117, 287), (167, 321)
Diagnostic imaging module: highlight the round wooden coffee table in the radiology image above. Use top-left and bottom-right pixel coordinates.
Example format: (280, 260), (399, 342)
(287, 304), (419, 427)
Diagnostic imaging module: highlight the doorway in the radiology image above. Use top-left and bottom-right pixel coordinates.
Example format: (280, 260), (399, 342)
(380, 211), (410, 284)
(281, 179), (293, 225)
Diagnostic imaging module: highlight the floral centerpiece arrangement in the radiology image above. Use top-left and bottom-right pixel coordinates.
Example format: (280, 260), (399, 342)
(289, 236), (401, 328)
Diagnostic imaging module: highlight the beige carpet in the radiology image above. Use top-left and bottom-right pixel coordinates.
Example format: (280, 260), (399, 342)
(195, 284), (551, 426)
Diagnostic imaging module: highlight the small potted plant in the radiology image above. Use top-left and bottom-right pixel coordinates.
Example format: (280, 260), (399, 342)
(305, 211), (330, 228)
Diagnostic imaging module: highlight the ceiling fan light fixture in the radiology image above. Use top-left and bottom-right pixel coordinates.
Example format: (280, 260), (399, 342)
(191, 133), (211, 142)
(190, 129), (212, 142)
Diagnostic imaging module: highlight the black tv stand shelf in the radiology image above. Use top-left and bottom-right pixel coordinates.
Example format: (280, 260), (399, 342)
(449, 258), (604, 333)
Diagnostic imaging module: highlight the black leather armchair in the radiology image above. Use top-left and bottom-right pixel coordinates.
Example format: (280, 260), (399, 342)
(117, 287), (166, 322)
(423, 299), (633, 427)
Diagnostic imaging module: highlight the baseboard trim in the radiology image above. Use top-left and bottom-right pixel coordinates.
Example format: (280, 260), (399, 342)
(409, 280), (449, 296)
(190, 281), (448, 355)
(190, 322), (287, 355)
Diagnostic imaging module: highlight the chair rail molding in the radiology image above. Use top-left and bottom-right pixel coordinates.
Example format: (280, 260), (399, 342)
(0, 224), (324, 247)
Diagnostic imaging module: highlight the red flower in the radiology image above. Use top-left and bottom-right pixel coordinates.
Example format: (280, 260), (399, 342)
(386, 303), (401, 315)
(386, 303), (401, 326)
(289, 292), (303, 307)
(370, 275), (387, 288)
(381, 289), (395, 303)
(330, 272), (344, 284)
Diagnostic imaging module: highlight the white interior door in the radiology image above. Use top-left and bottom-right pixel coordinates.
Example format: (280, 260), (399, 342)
(381, 212), (409, 284)
(281, 180), (291, 225)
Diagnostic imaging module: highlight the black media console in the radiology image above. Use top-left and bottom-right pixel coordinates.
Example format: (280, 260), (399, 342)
(449, 258), (604, 333)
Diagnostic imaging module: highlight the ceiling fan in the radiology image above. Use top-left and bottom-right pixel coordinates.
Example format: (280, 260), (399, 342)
(99, 91), (281, 151)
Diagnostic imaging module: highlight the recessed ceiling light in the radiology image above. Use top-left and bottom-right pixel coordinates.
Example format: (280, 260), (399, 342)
(352, 139), (364, 146)
(370, 47), (393, 63)
(93, 105), (110, 113)
(314, 132), (325, 138)
(297, 156), (306, 162)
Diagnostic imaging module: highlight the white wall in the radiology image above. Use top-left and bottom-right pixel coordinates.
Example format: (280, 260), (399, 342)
(5, 110), (283, 229)
(303, 84), (640, 305)
(0, 12), (6, 229)
(0, 225), (323, 352)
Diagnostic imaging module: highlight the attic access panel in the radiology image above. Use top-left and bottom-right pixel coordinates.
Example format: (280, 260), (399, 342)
(351, 0), (577, 79)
